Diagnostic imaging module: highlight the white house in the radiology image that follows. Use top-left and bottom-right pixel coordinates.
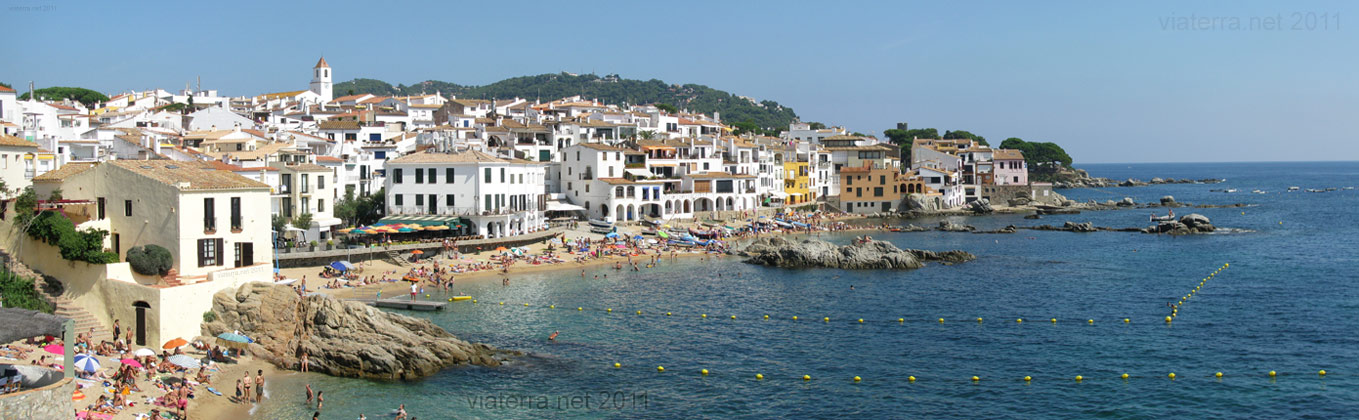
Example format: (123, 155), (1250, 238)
(993, 149), (1028, 185)
(188, 106), (255, 131)
(383, 150), (546, 238)
(0, 133), (39, 196)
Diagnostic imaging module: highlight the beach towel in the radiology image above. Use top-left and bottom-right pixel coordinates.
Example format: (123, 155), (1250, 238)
(76, 412), (114, 420)
(206, 386), (222, 396)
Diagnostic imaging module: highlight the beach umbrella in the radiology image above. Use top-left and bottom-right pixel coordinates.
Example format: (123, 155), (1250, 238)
(215, 333), (252, 349)
(72, 390), (86, 401)
(328, 261), (350, 272)
(495, 246), (508, 252)
(604, 232), (619, 239)
(633, 235), (645, 241)
(73, 353), (100, 373)
(398, 228), (415, 233)
(162, 338), (188, 350)
(120, 358), (143, 369)
(167, 355), (200, 369)
(43, 344), (65, 355)
(132, 348), (156, 357)
(410, 250), (424, 255)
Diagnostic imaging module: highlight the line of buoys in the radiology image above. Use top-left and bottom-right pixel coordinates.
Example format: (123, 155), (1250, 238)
(1168, 263), (1228, 319)
(615, 363), (1340, 385)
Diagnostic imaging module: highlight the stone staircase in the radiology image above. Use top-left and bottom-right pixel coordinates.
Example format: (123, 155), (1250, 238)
(50, 294), (113, 344)
(386, 250), (412, 268)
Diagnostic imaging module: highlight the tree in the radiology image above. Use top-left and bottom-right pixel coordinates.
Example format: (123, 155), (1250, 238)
(943, 130), (988, 146)
(807, 122), (827, 130)
(995, 138), (1073, 178)
(47, 188), (63, 202)
(883, 128), (938, 144)
(126, 245), (173, 276)
(654, 103), (678, 114)
(334, 188), (384, 227)
(730, 120), (761, 136)
(292, 212), (313, 230)
(271, 214), (287, 234)
(637, 130), (658, 140)
(19, 87), (109, 107)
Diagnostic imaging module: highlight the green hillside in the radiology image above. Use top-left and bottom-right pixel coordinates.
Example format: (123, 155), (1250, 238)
(334, 73), (799, 130)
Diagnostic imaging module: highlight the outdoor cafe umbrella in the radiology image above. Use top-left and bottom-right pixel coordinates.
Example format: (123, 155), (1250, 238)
(73, 353), (100, 373)
(132, 348), (156, 357)
(167, 354), (200, 369)
(162, 337), (188, 350)
(215, 333), (252, 349)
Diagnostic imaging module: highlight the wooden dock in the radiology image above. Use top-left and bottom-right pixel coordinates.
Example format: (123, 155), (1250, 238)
(369, 298), (449, 311)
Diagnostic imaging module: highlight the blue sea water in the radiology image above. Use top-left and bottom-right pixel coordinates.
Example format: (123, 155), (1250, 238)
(256, 161), (1359, 419)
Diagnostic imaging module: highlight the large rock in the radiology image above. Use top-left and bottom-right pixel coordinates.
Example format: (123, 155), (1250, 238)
(202, 283), (515, 380)
(1143, 213), (1215, 235)
(1063, 221), (1097, 232)
(968, 199), (994, 214)
(738, 237), (974, 269)
(936, 221), (976, 232)
(1117, 197), (1135, 206)
(1160, 195), (1176, 205)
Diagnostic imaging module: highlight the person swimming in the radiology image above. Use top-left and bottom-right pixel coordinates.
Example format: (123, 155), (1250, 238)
(548, 331), (559, 341)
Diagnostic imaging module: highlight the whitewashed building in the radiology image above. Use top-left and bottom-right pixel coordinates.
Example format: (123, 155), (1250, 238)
(383, 150), (546, 238)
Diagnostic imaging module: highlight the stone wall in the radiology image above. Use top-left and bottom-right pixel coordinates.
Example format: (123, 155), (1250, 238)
(0, 378), (75, 420)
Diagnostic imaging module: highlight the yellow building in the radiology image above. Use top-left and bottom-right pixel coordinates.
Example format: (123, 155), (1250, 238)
(783, 161), (811, 204)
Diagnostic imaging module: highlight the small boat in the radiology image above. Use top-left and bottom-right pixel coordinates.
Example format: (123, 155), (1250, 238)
(1288, 186), (1300, 191)
(1251, 190), (1267, 194)
(1150, 215), (1176, 222)
(1223, 189), (1237, 193)
(1344, 187), (1355, 190)
(1306, 188), (1325, 193)
(688, 228), (717, 239)
(588, 219), (613, 228)
(1325, 187), (1337, 191)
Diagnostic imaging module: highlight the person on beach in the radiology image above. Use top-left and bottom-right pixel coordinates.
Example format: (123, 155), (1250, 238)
(113, 319), (121, 342)
(255, 369), (265, 402)
(316, 390), (324, 410)
(235, 378), (243, 402)
(242, 373), (252, 402)
(301, 351), (309, 372)
(395, 404), (408, 420)
(410, 282), (418, 302)
(306, 384), (314, 404)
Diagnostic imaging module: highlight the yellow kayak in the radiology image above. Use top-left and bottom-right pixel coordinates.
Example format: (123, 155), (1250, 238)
(451, 296), (473, 301)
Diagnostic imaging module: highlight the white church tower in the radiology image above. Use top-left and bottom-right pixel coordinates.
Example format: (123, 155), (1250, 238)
(310, 56), (333, 103)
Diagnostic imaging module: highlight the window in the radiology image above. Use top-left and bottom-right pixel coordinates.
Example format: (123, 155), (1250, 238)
(197, 238), (223, 267)
(230, 197), (242, 230)
(374, 151), (386, 159)
(446, 168), (455, 183)
(203, 198), (215, 231)
(97, 197), (106, 220)
(567, 182), (572, 191)
(500, 168), (505, 183)
(124, 200), (132, 217)
(301, 174), (310, 193)
(484, 168), (491, 183)
(445, 194), (454, 207)
(415, 168), (424, 183)
(393, 168), (403, 183)
(317, 199), (325, 213)
(846, 176), (853, 185)
(394, 194), (403, 206)
(317, 176), (324, 189)
(856, 188), (863, 198)
(415, 195), (424, 206)
(874, 187), (884, 197)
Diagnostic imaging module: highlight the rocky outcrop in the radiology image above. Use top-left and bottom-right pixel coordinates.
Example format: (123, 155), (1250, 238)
(968, 199), (994, 214)
(1160, 195), (1176, 205)
(202, 283), (516, 380)
(737, 237), (974, 269)
(1024, 221), (1098, 233)
(936, 221), (976, 232)
(1052, 168), (1226, 189)
(976, 225), (1019, 234)
(1142, 213), (1216, 235)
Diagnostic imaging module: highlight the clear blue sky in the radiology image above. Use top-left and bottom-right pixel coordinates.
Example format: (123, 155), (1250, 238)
(4, 0), (1355, 163)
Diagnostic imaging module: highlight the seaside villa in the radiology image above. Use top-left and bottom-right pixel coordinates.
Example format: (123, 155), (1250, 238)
(4, 159), (275, 348)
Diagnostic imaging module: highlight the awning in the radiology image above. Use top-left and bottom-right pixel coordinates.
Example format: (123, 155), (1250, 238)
(546, 200), (586, 211)
(378, 214), (466, 227)
(625, 168), (653, 178)
(788, 193), (803, 197)
(312, 216), (343, 227)
(767, 191), (789, 198)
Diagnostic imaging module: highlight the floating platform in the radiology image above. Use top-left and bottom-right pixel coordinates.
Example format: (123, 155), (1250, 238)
(372, 298), (448, 311)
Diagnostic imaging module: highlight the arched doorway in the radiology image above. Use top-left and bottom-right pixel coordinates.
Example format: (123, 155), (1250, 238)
(133, 301), (151, 346)
(600, 204), (610, 218)
(615, 204), (624, 221)
(664, 200), (672, 214)
(683, 200), (691, 213)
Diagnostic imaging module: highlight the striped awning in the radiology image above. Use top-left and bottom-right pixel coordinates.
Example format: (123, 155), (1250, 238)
(377, 215), (466, 226)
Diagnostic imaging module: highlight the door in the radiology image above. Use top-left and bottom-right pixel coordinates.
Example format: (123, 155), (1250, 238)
(429, 194), (437, 214)
(241, 243), (254, 267)
(133, 302), (150, 346)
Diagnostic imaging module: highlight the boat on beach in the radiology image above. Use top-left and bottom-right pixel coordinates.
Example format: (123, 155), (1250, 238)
(588, 219), (614, 234)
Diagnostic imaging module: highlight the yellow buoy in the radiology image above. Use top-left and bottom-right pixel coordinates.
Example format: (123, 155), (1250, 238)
(908, 376), (916, 382)
(577, 307), (583, 311)
(636, 310), (642, 315)
(1016, 318), (1023, 323)
(1075, 375), (1083, 382)
(701, 314), (707, 318)
(1088, 319), (1094, 324)
(1215, 372), (1223, 378)
(700, 369), (709, 376)
(853, 376), (861, 382)
(764, 315), (769, 319)
(899, 318), (905, 323)
(657, 366), (665, 372)
(755, 373), (764, 380)
(824, 317), (830, 322)
(1319, 370), (1327, 376)
(1165, 316), (1173, 322)
(614, 363), (621, 368)
(666, 312), (672, 316)
(499, 302), (504, 305)
(1024, 376), (1032, 382)
(803, 374), (811, 381)
(972, 376), (980, 382)
(977, 317), (983, 323)
(1121, 373), (1130, 379)
(792, 316), (798, 320)
(730, 315), (736, 320)
(1168, 372), (1176, 380)
(606, 308), (612, 313)
(447, 298), (453, 302)
(524, 303), (529, 306)
(550, 305), (555, 309)
(1269, 370), (1276, 377)
(858, 318), (864, 324)
(1124, 318), (1131, 323)
(473, 300), (477, 303)
(939, 318), (945, 323)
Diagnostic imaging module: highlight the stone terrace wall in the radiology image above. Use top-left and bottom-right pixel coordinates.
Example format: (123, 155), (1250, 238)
(0, 378), (75, 420)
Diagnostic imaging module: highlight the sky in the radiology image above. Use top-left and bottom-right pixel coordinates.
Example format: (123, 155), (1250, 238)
(3, 0), (1355, 163)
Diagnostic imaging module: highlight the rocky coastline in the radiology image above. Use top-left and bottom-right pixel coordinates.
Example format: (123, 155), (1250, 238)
(1050, 168), (1224, 189)
(899, 213), (1223, 236)
(202, 283), (517, 380)
(735, 237), (975, 269)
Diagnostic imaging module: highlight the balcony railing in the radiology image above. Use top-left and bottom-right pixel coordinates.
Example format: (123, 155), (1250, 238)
(388, 206), (538, 217)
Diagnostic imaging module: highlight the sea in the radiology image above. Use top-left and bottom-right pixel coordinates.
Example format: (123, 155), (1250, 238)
(254, 161), (1359, 419)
